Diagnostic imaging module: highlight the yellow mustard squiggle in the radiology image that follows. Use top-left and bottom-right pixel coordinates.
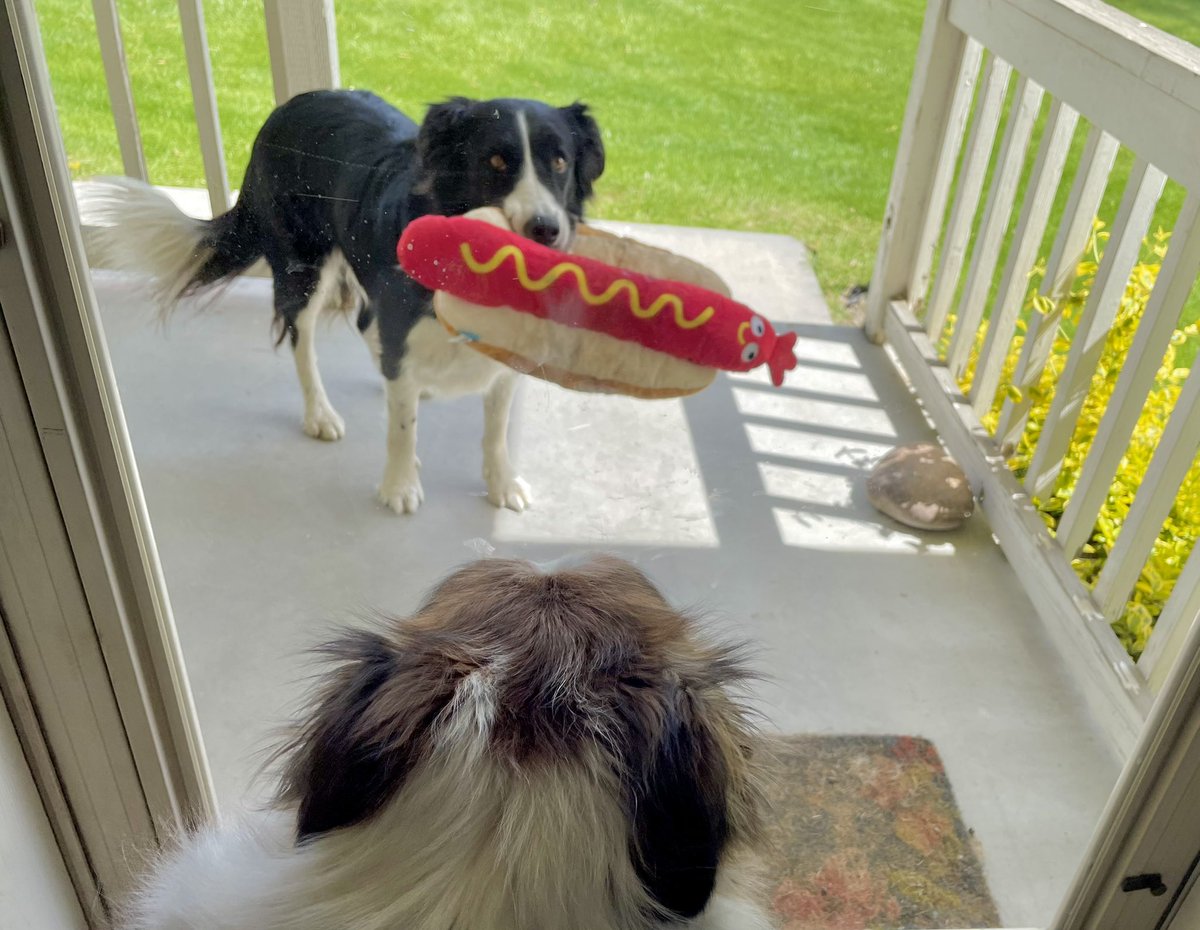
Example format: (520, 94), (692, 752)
(460, 242), (715, 330)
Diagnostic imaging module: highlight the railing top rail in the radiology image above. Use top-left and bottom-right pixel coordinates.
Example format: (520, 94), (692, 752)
(1055, 0), (1200, 78)
(948, 0), (1200, 190)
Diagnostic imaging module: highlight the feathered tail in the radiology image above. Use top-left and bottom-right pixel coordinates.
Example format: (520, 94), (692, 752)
(78, 177), (263, 316)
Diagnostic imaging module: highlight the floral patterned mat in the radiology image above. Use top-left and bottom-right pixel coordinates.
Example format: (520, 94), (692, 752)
(762, 735), (1000, 929)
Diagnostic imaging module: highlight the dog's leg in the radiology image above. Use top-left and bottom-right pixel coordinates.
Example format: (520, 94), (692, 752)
(367, 273), (428, 514)
(294, 302), (346, 441)
(277, 260), (345, 441)
(379, 371), (424, 514)
(482, 372), (531, 512)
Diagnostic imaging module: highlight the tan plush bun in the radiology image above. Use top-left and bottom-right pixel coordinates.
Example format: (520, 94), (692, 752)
(573, 224), (732, 297)
(431, 208), (721, 397)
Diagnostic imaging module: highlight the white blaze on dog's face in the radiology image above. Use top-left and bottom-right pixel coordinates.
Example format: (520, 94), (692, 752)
(277, 556), (765, 927)
(499, 110), (572, 250)
(416, 98), (606, 252)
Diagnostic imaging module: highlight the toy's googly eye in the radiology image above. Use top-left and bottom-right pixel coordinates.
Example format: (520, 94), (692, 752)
(742, 343), (760, 363)
(750, 316), (766, 338)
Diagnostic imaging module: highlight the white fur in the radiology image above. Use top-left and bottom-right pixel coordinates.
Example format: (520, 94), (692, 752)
(123, 676), (772, 930)
(501, 111), (571, 250)
(377, 318), (530, 514)
(379, 373), (424, 515)
(481, 373), (532, 511)
(78, 177), (213, 313)
(295, 252), (350, 441)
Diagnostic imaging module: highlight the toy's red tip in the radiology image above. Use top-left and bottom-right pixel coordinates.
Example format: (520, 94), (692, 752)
(768, 330), (798, 387)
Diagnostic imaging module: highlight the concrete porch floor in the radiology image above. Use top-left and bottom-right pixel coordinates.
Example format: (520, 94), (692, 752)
(92, 221), (1119, 928)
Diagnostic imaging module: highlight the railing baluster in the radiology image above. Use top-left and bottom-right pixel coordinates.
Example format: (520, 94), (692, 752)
(1093, 362), (1200, 621)
(908, 39), (984, 317)
(971, 99), (1078, 418)
(91, 0), (147, 181)
(924, 53), (1013, 342)
(1056, 194), (1200, 555)
(944, 74), (1043, 378)
(1139, 542), (1200, 689)
(865, 0), (973, 344)
(1025, 159), (1166, 500)
(1041, 132), (1122, 304)
(996, 127), (1120, 446)
(176, 0), (230, 216)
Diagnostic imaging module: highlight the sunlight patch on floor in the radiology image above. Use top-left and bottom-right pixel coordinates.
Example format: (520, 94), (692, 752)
(758, 461), (855, 508)
(731, 385), (898, 439)
(771, 506), (957, 554)
(743, 423), (894, 470)
(492, 383), (718, 546)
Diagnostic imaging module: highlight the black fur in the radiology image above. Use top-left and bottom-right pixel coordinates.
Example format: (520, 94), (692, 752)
(628, 688), (731, 920)
(281, 629), (463, 840)
(181, 89), (604, 380)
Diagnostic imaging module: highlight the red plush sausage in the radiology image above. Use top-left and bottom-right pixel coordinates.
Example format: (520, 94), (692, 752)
(398, 215), (798, 386)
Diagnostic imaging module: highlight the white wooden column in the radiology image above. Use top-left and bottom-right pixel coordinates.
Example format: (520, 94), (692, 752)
(864, 0), (970, 343)
(264, 0), (340, 105)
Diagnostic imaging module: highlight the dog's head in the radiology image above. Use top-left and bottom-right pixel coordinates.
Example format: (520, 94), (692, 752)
(277, 556), (762, 923)
(415, 97), (605, 251)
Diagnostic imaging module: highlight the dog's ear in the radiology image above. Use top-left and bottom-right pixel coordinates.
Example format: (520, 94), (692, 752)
(627, 686), (730, 920)
(561, 102), (605, 203)
(417, 96), (475, 166)
(278, 629), (463, 841)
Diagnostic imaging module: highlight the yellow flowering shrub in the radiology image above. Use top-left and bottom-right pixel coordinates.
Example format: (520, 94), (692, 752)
(954, 225), (1199, 660)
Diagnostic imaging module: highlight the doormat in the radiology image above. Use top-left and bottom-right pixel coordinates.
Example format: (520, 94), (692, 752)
(762, 735), (1001, 929)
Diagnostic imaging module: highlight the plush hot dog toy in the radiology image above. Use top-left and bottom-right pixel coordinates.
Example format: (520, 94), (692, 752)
(397, 208), (797, 398)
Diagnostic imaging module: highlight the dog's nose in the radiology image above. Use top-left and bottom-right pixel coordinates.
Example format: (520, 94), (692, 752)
(525, 215), (561, 246)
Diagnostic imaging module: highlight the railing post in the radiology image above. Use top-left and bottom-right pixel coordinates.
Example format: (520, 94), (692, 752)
(91, 0), (147, 182)
(177, 0), (231, 216)
(864, 0), (969, 344)
(264, 0), (340, 105)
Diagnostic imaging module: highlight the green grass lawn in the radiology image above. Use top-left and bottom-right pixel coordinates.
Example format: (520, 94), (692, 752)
(34, 0), (1200, 312)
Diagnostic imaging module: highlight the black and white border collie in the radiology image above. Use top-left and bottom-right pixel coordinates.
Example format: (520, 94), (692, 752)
(83, 90), (605, 514)
(122, 556), (775, 930)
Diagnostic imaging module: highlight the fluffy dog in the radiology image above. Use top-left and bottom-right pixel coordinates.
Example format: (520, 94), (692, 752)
(83, 90), (605, 514)
(123, 556), (774, 930)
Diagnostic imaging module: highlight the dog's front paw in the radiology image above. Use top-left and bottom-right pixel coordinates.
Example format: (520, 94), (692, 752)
(304, 401), (346, 441)
(379, 475), (425, 514)
(487, 474), (532, 512)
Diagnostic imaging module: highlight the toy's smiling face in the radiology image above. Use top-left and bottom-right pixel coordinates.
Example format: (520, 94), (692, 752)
(417, 98), (605, 251)
(737, 315), (768, 364)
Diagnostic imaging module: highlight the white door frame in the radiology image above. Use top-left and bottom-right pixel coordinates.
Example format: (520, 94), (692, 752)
(0, 0), (213, 925)
(1052, 600), (1200, 930)
(1, 0), (1198, 928)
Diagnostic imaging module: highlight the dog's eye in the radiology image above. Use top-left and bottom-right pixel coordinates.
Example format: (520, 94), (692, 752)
(551, 156), (567, 174)
(489, 154), (507, 172)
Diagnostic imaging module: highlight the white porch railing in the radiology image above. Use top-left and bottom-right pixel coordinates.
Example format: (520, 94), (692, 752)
(83, 0), (1200, 760)
(90, 0), (340, 215)
(867, 0), (1200, 757)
